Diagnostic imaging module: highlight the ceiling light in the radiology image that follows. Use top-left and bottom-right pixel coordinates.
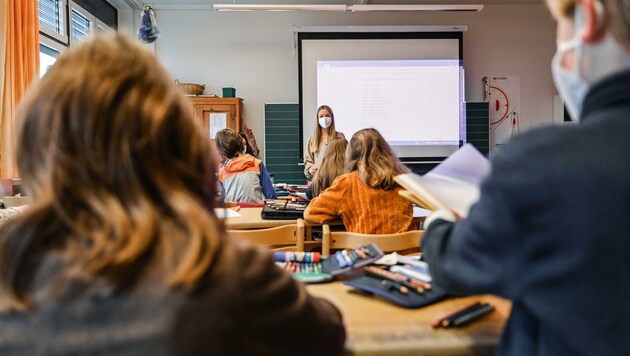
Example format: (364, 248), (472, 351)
(211, 4), (483, 12)
(351, 4), (483, 12)
(212, 4), (348, 12)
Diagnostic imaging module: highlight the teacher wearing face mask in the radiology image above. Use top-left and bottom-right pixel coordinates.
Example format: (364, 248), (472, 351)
(421, 0), (630, 355)
(303, 105), (346, 180)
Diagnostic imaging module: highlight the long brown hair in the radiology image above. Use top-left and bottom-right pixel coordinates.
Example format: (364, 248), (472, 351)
(0, 34), (224, 310)
(312, 105), (338, 150)
(344, 128), (409, 190)
(312, 138), (348, 197)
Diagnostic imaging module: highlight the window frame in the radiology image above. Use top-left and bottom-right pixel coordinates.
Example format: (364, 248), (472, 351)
(38, 0), (118, 77)
(38, 0), (69, 45)
(69, 2), (93, 45)
(39, 34), (68, 77)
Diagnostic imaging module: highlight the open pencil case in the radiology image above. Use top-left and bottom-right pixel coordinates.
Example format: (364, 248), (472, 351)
(274, 244), (384, 283)
(343, 271), (449, 308)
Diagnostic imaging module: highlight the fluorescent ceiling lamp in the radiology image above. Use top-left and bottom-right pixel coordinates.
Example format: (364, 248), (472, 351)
(212, 4), (348, 11)
(352, 4), (483, 12)
(212, 4), (483, 12)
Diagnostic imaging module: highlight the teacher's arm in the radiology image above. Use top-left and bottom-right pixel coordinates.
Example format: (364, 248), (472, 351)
(304, 136), (316, 180)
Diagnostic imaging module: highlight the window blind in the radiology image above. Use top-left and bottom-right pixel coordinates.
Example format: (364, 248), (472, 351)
(71, 8), (90, 43)
(38, 0), (64, 34)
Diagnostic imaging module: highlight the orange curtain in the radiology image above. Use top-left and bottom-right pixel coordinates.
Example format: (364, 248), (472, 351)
(0, 0), (39, 178)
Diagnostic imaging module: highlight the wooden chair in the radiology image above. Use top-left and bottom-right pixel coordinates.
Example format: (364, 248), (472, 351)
(321, 224), (424, 256)
(3, 196), (30, 208)
(228, 218), (305, 251)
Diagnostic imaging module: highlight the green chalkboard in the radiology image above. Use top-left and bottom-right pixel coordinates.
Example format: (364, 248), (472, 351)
(264, 103), (305, 185)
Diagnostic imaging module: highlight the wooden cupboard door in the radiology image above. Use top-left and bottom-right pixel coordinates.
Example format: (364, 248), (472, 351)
(195, 104), (238, 139)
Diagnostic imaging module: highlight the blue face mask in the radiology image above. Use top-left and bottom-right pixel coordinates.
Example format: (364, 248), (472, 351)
(551, 8), (589, 122)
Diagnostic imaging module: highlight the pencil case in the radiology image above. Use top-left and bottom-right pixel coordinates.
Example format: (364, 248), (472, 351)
(274, 244), (384, 283)
(343, 274), (449, 308)
(322, 243), (384, 275)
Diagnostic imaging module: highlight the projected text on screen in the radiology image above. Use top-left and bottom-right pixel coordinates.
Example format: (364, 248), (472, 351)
(317, 59), (462, 147)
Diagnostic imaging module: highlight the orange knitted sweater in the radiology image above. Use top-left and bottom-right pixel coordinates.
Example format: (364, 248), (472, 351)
(304, 172), (415, 234)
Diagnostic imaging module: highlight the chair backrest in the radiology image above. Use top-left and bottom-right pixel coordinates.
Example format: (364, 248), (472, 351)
(3, 196), (30, 208)
(321, 224), (423, 256)
(228, 218), (305, 251)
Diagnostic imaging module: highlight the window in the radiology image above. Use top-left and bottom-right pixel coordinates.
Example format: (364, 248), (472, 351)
(38, 0), (68, 44)
(39, 36), (65, 77)
(70, 5), (91, 43)
(70, 2), (116, 44)
(38, 0), (117, 74)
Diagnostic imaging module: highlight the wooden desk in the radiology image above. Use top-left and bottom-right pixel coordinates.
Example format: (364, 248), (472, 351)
(222, 207), (296, 230)
(307, 282), (510, 355)
(223, 207), (425, 230)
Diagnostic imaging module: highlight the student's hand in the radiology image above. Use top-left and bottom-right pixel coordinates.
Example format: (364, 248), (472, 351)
(423, 209), (458, 230)
(309, 167), (318, 175)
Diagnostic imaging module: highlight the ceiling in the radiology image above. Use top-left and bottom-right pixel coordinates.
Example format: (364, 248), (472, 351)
(149, 0), (545, 5)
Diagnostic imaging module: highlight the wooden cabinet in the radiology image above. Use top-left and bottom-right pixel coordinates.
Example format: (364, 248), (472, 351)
(187, 96), (242, 137)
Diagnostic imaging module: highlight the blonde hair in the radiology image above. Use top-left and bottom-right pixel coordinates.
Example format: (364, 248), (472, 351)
(312, 105), (338, 150)
(0, 34), (224, 309)
(545, 0), (575, 18)
(344, 128), (409, 190)
(546, 0), (630, 50)
(311, 138), (348, 197)
(606, 0), (630, 50)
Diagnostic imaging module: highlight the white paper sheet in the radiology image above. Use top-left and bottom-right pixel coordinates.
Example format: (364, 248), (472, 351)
(209, 113), (227, 139)
(215, 208), (241, 218)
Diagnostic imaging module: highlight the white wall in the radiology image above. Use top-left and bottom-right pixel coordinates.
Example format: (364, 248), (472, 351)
(154, 5), (557, 160)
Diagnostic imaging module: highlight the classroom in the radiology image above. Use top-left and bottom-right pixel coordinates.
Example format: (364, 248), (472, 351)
(2, 0), (630, 355)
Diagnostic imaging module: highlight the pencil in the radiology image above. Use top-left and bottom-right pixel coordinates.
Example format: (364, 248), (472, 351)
(448, 303), (495, 328)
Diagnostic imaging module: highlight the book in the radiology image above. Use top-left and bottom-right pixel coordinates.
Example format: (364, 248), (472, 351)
(394, 144), (491, 218)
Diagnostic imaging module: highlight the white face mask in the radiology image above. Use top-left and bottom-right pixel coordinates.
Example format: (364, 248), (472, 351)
(551, 7), (589, 122)
(551, 37), (590, 122)
(318, 116), (332, 129)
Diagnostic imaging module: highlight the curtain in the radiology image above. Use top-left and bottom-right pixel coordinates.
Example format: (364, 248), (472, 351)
(0, 0), (39, 178)
(0, 0), (7, 169)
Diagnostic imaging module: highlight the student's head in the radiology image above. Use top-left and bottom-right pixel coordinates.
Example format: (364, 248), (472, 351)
(2, 34), (223, 309)
(314, 105), (337, 145)
(215, 128), (244, 159)
(345, 128), (409, 190)
(239, 132), (249, 155)
(312, 138), (348, 197)
(546, 0), (630, 120)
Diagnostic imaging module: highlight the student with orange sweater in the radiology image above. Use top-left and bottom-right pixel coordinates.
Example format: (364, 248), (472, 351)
(304, 128), (415, 234)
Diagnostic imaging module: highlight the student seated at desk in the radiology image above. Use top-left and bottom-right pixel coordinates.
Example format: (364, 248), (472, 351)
(305, 137), (347, 199)
(216, 128), (277, 203)
(0, 34), (345, 355)
(304, 128), (415, 234)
